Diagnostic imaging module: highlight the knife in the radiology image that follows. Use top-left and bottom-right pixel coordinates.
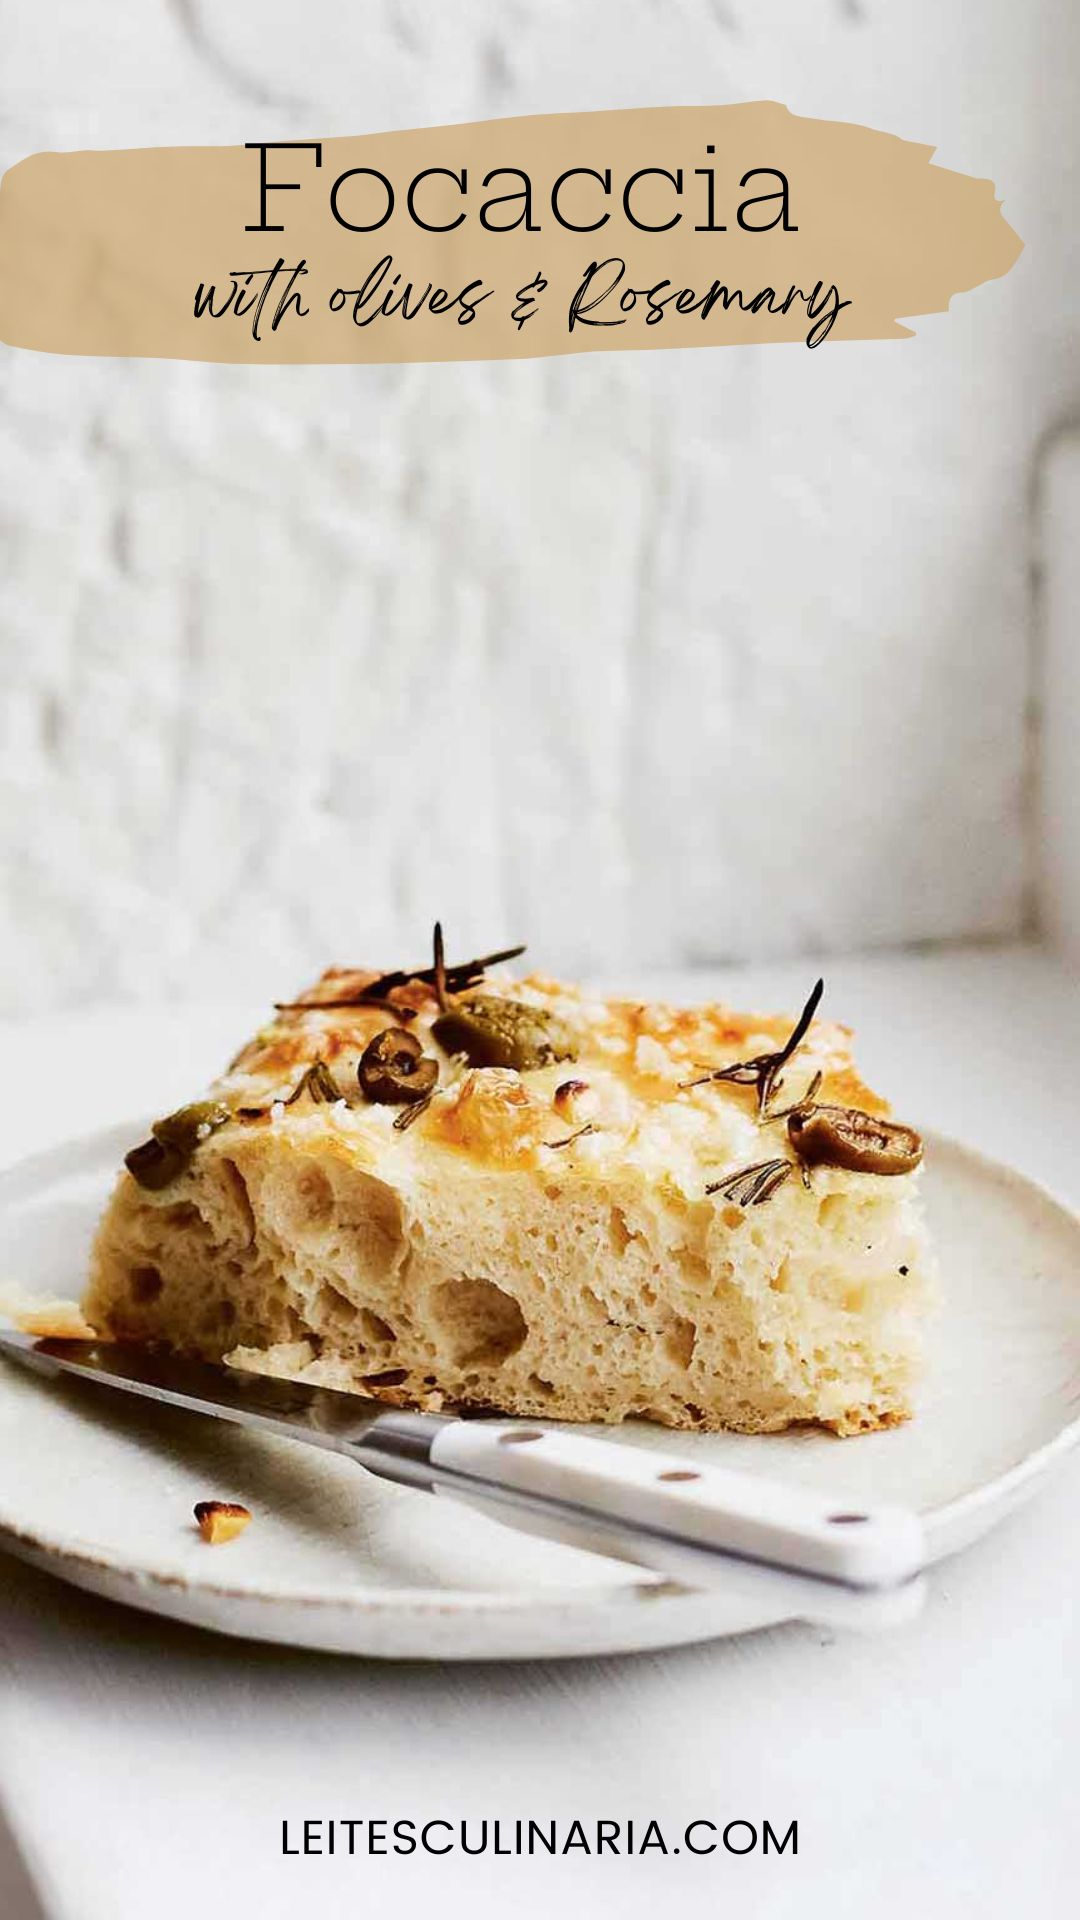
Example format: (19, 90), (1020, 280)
(0, 1330), (926, 1626)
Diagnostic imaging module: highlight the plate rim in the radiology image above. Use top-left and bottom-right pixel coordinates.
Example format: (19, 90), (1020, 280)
(2, 1117), (1079, 1649)
(915, 1132), (1080, 1544)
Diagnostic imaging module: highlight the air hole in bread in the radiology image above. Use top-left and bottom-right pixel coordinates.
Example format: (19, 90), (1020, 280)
(528, 1373), (555, 1395)
(609, 1206), (645, 1255)
(219, 1159), (256, 1243)
(770, 1257), (792, 1293)
(359, 1307), (396, 1345)
(663, 1315), (697, 1370)
(128, 1264), (163, 1304)
(336, 1172), (406, 1283)
(678, 1246), (709, 1289)
(159, 1202), (200, 1230)
(315, 1280), (359, 1327)
(291, 1165), (335, 1229)
(428, 1276), (528, 1368)
(818, 1192), (872, 1236)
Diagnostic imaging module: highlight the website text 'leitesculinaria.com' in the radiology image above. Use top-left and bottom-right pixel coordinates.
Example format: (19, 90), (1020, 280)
(282, 1817), (797, 1858)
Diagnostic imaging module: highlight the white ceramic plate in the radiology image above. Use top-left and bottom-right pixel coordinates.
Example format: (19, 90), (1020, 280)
(1, 1123), (1079, 1659)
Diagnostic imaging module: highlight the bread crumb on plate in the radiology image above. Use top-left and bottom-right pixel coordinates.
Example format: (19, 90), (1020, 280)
(194, 1500), (252, 1545)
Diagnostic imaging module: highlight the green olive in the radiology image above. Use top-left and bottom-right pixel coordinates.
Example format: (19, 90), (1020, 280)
(123, 1136), (186, 1190)
(153, 1101), (232, 1151)
(125, 1101), (232, 1190)
(432, 995), (578, 1072)
(359, 1027), (439, 1105)
(787, 1105), (923, 1176)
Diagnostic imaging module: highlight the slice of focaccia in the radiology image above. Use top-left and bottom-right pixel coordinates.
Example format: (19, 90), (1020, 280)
(85, 934), (932, 1437)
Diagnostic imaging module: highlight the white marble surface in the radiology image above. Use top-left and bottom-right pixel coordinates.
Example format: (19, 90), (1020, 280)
(3, 2), (1080, 1009)
(1, 946), (1078, 1919)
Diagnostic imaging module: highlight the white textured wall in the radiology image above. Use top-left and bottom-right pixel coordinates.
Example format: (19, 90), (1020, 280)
(2, 1), (1078, 1011)
(1038, 430), (1080, 961)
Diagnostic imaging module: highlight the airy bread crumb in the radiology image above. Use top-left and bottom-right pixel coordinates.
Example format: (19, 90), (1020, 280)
(84, 968), (934, 1437)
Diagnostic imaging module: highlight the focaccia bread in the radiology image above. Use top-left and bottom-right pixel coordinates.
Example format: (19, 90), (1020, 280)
(84, 934), (933, 1436)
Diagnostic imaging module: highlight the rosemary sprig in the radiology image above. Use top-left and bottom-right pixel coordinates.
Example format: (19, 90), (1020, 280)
(706, 1157), (794, 1207)
(392, 1087), (437, 1131)
(433, 919), (448, 1009)
(682, 978), (825, 1113)
(284, 1059), (342, 1104)
(547, 1122), (597, 1150)
(275, 927), (526, 1016)
(238, 1058), (343, 1119)
(426, 923), (529, 999)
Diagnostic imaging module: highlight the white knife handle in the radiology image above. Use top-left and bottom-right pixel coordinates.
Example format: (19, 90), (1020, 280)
(425, 1420), (924, 1592)
(432, 1480), (925, 1632)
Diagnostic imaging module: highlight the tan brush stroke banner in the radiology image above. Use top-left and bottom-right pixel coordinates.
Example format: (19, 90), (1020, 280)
(0, 104), (1021, 364)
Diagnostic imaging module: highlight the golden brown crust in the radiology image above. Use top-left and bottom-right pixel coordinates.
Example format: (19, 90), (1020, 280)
(221, 967), (890, 1166)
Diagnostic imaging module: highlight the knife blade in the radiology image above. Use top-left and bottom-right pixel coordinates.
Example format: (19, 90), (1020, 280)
(0, 1329), (926, 1623)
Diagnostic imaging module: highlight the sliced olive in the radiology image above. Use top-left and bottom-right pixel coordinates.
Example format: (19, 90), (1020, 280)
(432, 995), (578, 1072)
(125, 1100), (232, 1190)
(124, 1136), (186, 1190)
(359, 1027), (439, 1105)
(787, 1105), (923, 1176)
(153, 1100), (232, 1152)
